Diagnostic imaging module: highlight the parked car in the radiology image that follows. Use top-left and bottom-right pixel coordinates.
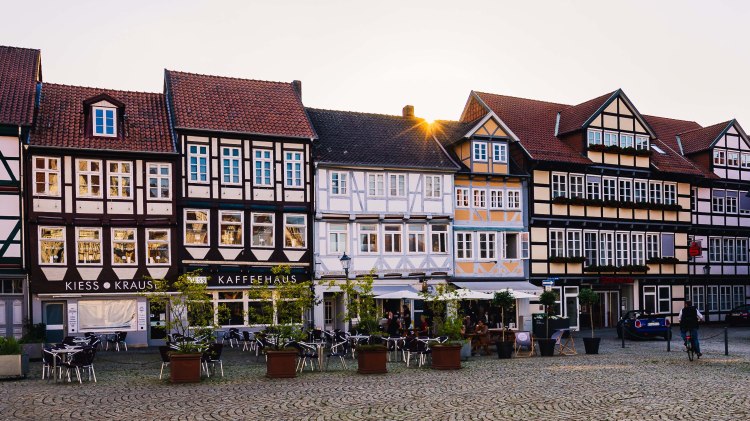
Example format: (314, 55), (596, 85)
(726, 304), (750, 326)
(616, 310), (671, 340)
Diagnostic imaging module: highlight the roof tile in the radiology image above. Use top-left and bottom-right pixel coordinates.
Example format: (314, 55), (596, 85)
(0, 45), (40, 126)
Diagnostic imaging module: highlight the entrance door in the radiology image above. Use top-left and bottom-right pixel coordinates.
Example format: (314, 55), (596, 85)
(149, 301), (167, 345)
(44, 302), (65, 343)
(564, 287), (579, 330)
(323, 294), (337, 331)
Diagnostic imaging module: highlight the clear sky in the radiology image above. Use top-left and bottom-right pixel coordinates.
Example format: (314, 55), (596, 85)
(2, 0), (749, 126)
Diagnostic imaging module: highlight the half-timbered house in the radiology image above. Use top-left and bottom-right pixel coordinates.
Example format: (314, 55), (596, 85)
(0, 46), (40, 338)
(460, 89), (700, 328)
(27, 83), (178, 345)
(309, 106), (458, 331)
(164, 71), (317, 328)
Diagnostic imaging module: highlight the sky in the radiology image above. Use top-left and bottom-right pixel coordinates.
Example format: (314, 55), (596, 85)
(2, 0), (749, 126)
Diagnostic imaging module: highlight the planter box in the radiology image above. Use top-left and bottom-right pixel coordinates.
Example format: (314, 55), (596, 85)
(266, 349), (298, 378)
(22, 343), (43, 361)
(583, 337), (601, 354)
(0, 354), (29, 377)
(537, 339), (556, 357)
(532, 317), (570, 339)
(431, 344), (461, 370)
(357, 347), (387, 374)
(170, 353), (202, 383)
(496, 341), (514, 359)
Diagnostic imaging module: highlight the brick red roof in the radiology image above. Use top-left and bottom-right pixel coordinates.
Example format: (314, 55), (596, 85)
(678, 120), (733, 155)
(165, 70), (316, 139)
(642, 115), (707, 176)
(556, 91), (616, 136)
(0, 46), (41, 126)
(30, 83), (174, 153)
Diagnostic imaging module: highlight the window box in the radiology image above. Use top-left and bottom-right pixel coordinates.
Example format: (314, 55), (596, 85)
(583, 264), (650, 273)
(548, 256), (586, 264)
(646, 257), (680, 265)
(551, 196), (682, 212)
(588, 144), (652, 157)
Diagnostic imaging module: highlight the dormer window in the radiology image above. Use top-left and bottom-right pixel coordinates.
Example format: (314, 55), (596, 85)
(635, 135), (649, 150)
(713, 149), (726, 166)
(93, 106), (116, 137)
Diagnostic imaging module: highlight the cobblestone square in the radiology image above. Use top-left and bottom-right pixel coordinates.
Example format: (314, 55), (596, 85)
(2, 327), (749, 420)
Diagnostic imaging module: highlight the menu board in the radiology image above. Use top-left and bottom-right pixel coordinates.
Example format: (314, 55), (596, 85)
(137, 302), (147, 331)
(67, 302), (78, 334)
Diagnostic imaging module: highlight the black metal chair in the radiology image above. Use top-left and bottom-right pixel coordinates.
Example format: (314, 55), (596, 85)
(241, 331), (254, 352)
(325, 341), (350, 370)
(62, 347), (96, 383)
(158, 346), (171, 379)
(205, 343), (224, 377)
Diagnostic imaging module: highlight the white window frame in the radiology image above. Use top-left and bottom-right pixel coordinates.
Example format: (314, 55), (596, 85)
(506, 190), (521, 210)
(723, 238), (736, 263)
(107, 161), (132, 199)
(631, 233), (645, 265)
(478, 232), (496, 261)
(75, 227), (102, 266)
(39, 226), (66, 265)
(473, 189), (486, 208)
(712, 193), (725, 214)
(367, 174), (385, 197)
(619, 133), (634, 149)
(283, 214), (307, 249)
(472, 141), (487, 162)
(599, 231), (615, 266)
(649, 182), (663, 204)
(383, 224), (403, 253)
(736, 238), (748, 263)
(587, 129), (602, 146)
(330, 171), (348, 196)
(658, 286), (671, 313)
(726, 193), (738, 214)
(76, 159), (103, 198)
(219, 210), (244, 247)
(618, 179), (632, 202)
(566, 230), (582, 258)
(146, 229), (170, 266)
(551, 173), (567, 199)
(424, 175), (442, 198)
(489, 190), (504, 209)
(742, 153), (750, 169)
(251, 213), (274, 248)
(456, 232), (473, 260)
(569, 174), (584, 199)
(549, 229), (565, 258)
(184, 209), (210, 246)
(586, 177), (601, 200)
(359, 224), (379, 254)
(188, 144), (209, 184)
(147, 163), (171, 200)
(455, 187), (469, 208)
(728, 151), (740, 167)
(389, 174), (406, 197)
(33, 156), (61, 196)
(663, 183), (677, 206)
(253, 149), (273, 187)
(584, 231), (598, 267)
(328, 223), (348, 254)
(284, 151), (303, 188)
(492, 143), (507, 163)
(713, 149), (726, 166)
(221, 146), (241, 185)
(720, 285), (733, 312)
(603, 131), (618, 147)
(112, 228), (137, 266)
(708, 237), (722, 262)
(602, 177), (617, 202)
(92, 106), (116, 137)
(408, 225), (426, 253)
(616, 232), (630, 267)
(430, 225), (448, 254)
(646, 233), (660, 260)
(635, 135), (649, 150)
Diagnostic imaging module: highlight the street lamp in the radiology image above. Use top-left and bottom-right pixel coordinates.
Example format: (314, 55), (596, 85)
(340, 253), (353, 331)
(702, 264), (710, 275)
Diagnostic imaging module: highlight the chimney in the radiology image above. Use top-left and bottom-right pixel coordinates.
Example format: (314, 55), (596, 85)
(402, 105), (414, 118)
(292, 80), (302, 99)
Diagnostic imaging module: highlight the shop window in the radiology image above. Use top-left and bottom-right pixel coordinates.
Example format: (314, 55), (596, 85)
(219, 211), (243, 247)
(39, 227), (65, 265)
(284, 214), (306, 248)
(146, 229), (170, 265)
(34, 156), (61, 196)
(185, 209), (209, 246)
(112, 228), (136, 265)
(251, 213), (274, 248)
(76, 228), (102, 265)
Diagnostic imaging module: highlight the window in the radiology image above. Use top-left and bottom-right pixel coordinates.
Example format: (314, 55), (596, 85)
(503, 232), (527, 259)
(284, 152), (303, 187)
(587, 129), (602, 146)
(331, 172), (348, 195)
(284, 214), (306, 248)
(733, 285), (745, 308)
(93, 106), (116, 136)
(217, 291), (245, 326)
(643, 286), (657, 314)
(712, 192), (725, 213)
(551, 173), (567, 199)
(77, 159), (102, 197)
(108, 161), (132, 198)
(478, 232), (496, 260)
(723, 238), (735, 263)
(569, 174), (584, 199)
(34, 157), (60, 196)
(619, 134), (634, 149)
(389, 174), (406, 197)
(489, 190), (504, 209)
(76, 228), (101, 265)
(221, 147), (241, 185)
(251, 213), (274, 248)
(112, 228), (136, 265)
(39, 227), (65, 265)
(492, 143), (507, 163)
(658, 286), (671, 313)
(603, 131), (618, 147)
(599, 232), (614, 266)
(616, 232), (630, 267)
(707, 286), (719, 312)
(431, 225), (448, 253)
(549, 230), (565, 258)
(726, 193), (738, 214)
(455, 188), (469, 208)
(603, 178), (617, 201)
(661, 229), (676, 255)
(691, 286), (705, 312)
(631, 233), (645, 265)
(185, 209), (209, 245)
(720, 286), (732, 312)
(368, 174), (385, 196)
(742, 153), (750, 169)
(663, 183), (677, 206)
(473, 189), (486, 208)
(408, 225), (426, 253)
(506, 190), (521, 209)
(188, 145), (209, 183)
(146, 229), (170, 265)
(635, 136), (649, 150)
(328, 224), (348, 254)
(618, 179), (632, 202)
(456, 232), (473, 259)
(646, 233), (660, 260)
(359, 224), (378, 253)
(253, 149), (273, 186)
(713, 149), (726, 166)
(383, 225), (402, 253)
(709, 237), (722, 262)
(472, 142), (487, 161)
(424, 175), (441, 198)
(519, 233), (530, 259)
(737, 238), (748, 263)
(219, 211), (243, 246)
(586, 176), (601, 200)
(584, 232), (598, 267)
(147, 163), (171, 199)
(691, 188), (697, 212)
(649, 182), (662, 204)
(566, 231), (581, 258)
(728, 151), (740, 167)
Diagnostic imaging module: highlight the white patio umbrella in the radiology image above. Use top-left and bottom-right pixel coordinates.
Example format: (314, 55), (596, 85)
(434, 288), (494, 300)
(374, 290), (422, 300)
(494, 288), (536, 300)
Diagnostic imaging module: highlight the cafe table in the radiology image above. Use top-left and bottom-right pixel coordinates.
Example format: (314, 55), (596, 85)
(47, 346), (83, 383)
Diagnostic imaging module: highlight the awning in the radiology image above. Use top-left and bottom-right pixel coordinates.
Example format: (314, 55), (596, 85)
(452, 281), (541, 297)
(374, 290), (423, 300)
(371, 285), (418, 296)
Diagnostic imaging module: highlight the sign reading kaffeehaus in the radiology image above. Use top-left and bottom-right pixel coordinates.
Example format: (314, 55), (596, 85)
(191, 273), (308, 288)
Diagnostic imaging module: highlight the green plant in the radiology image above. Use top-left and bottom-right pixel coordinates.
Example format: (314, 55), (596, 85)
(0, 336), (22, 355)
(20, 321), (46, 343)
(322, 269), (377, 333)
(538, 290), (559, 338)
(493, 290), (515, 342)
(421, 284), (464, 344)
(577, 288), (600, 338)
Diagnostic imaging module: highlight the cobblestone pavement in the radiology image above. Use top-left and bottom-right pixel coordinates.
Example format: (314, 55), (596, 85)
(2, 327), (750, 420)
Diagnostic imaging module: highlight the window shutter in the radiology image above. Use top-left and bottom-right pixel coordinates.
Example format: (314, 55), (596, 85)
(521, 232), (530, 259)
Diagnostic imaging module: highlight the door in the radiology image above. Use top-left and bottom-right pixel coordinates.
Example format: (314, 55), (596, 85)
(564, 287), (579, 330)
(149, 300), (167, 345)
(44, 302), (65, 343)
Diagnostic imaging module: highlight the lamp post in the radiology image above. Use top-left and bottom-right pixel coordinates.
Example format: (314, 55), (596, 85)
(340, 253), (352, 331)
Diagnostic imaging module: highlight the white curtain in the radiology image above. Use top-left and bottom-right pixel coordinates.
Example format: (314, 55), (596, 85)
(78, 300), (136, 331)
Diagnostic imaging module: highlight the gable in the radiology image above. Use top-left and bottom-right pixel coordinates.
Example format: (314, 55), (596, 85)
(585, 95), (652, 137)
(714, 121), (750, 151)
(470, 116), (508, 138)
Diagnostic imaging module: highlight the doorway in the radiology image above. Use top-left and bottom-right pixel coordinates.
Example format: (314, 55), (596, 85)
(149, 300), (167, 345)
(591, 291), (620, 328)
(43, 302), (65, 343)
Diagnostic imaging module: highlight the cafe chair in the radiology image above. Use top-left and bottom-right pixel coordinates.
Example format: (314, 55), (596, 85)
(158, 346), (171, 379)
(204, 343), (224, 377)
(551, 329), (577, 356)
(289, 341), (318, 372)
(108, 331), (128, 352)
(514, 331), (535, 357)
(62, 347), (96, 383)
(403, 337), (429, 368)
(325, 341), (350, 370)
(41, 347), (61, 380)
(241, 331), (254, 352)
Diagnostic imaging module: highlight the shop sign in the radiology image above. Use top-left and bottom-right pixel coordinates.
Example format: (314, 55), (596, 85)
(207, 273), (308, 287)
(600, 277), (634, 285)
(689, 241), (702, 257)
(32, 279), (156, 294)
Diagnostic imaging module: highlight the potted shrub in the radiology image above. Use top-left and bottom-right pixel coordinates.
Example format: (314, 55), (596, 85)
(536, 290), (558, 357)
(426, 285), (463, 370)
(493, 290), (515, 359)
(20, 321), (45, 361)
(578, 288), (601, 354)
(0, 336), (28, 378)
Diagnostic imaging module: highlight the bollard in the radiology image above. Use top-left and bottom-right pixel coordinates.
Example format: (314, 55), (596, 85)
(667, 326), (671, 352)
(725, 327), (729, 356)
(621, 330), (625, 348)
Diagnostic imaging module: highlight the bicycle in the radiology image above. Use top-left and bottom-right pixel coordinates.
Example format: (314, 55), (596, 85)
(684, 331), (697, 361)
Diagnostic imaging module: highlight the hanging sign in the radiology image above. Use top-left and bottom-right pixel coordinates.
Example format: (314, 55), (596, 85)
(689, 241), (702, 258)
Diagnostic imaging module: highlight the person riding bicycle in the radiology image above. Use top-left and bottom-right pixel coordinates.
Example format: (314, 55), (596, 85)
(678, 300), (705, 357)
